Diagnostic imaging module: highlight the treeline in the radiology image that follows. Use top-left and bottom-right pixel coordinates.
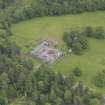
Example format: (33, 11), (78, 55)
(1, 0), (105, 23)
(0, 0), (15, 9)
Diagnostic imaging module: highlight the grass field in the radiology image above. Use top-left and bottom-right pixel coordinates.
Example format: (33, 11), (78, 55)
(11, 11), (105, 93)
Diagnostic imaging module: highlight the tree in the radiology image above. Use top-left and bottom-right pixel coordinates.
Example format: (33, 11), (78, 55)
(55, 97), (62, 105)
(25, 74), (34, 97)
(45, 103), (51, 105)
(0, 72), (9, 93)
(77, 81), (86, 96)
(89, 99), (100, 105)
(8, 68), (14, 84)
(63, 30), (88, 55)
(72, 67), (82, 77)
(38, 81), (45, 92)
(94, 27), (105, 39)
(17, 72), (25, 93)
(49, 89), (57, 104)
(84, 26), (94, 37)
(39, 94), (48, 105)
(64, 90), (72, 104)
(0, 95), (8, 105)
(0, 91), (8, 105)
(93, 69), (105, 87)
(72, 41), (83, 54)
(73, 96), (83, 105)
(7, 85), (17, 99)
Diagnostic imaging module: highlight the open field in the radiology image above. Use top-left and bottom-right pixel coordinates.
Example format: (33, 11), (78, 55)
(11, 11), (105, 93)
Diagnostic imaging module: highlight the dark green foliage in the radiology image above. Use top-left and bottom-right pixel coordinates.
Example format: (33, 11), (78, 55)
(64, 90), (72, 104)
(0, 0), (15, 9)
(94, 27), (105, 39)
(73, 67), (82, 77)
(93, 70), (105, 87)
(2, 0), (105, 23)
(84, 26), (94, 37)
(0, 91), (8, 105)
(73, 96), (83, 105)
(0, 95), (8, 105)
(89, 99), (100, 105)
(63, 30), (88, 55)
(84, 26), (105, 39)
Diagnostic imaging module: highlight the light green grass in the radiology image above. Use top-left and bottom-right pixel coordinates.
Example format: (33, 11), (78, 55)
(11, 11), (105, 93)
(53, 39), (105, 93)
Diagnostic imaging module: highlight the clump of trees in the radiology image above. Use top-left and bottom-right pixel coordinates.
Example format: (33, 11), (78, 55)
(93, 69), (105, 88)
(2, 0), (105, 23)
(63, 30), (88, 55)
(84, 26), (105, 39)
(63, 26), (105, 55)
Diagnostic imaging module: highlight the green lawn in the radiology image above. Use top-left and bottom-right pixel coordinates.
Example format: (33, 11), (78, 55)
(11, 11), (105, 93)
(53, 38), (105, 93)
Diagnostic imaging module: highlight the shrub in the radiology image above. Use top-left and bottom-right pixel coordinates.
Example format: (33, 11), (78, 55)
(94, 27), (105, 39)
(84, 26), (94, 37)
(72, 67), (82, 77)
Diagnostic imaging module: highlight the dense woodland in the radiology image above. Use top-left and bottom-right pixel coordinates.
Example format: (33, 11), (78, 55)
(0, 0), (105, 105)
(1, 0), (105, 23)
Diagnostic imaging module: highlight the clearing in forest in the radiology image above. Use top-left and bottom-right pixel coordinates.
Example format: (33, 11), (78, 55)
(11, 11), (105, 93)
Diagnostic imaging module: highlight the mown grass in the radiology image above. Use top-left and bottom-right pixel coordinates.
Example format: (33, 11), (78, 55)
(11, 11), (105, 93)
